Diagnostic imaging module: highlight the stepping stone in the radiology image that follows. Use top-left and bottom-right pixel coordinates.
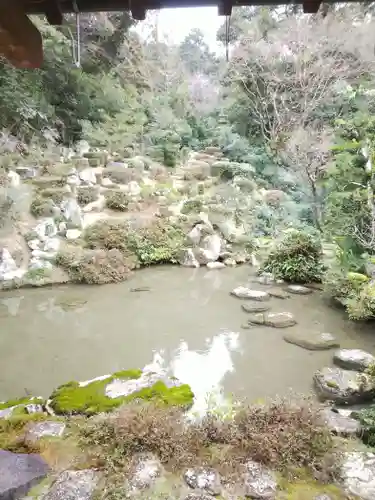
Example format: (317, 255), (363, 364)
(242, 303), (271, 313)
(333, 349), (375, 372)
(231, 286), (269, 301)
(248, 312), (296, 328)
(26, 421), (66, 442)
(283, 332), (339, 351)
(242, 460), (277, 499)
(286, 284), (313, 295)
(184, 467), (221, 496)
(43, 470), (99, 500)
(268, 288), (290, 299)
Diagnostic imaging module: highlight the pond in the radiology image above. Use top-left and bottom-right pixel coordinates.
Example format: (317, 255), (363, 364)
(0, 265), (374, 409)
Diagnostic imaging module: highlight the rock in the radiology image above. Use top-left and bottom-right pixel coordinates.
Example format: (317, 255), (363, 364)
(27, 239), (41, 251)
(82, 195), (106, 213)
(8, 170), (21, 187)
(26, 421), (66, 442)
(342, 452), (375, 500)
(105, 372), (182, 399)
(319, 408), (361, 437)
(184, 467), (221, 495)
(313, 496), (333, 500)
(43, 237), (60, 254)
(79, 167), (96, 185)
(333, 349), (375, 372)
(256, 273), (276, 285)
(216, 220), (245, 243)
(313, 367), (375, 404)
(224, 257), (236, 267)
(0, 449), (49, 499)
(242, 460), (277, 499)
(207, 262), (226, 270)
(187, 226), (202, 246)
(16, 166), (38, 179)
(283, 332), (339, 351)
(179, 249), (200, 268)
(35, 219), (57, 240)
(129, 180), (141, 197)
(248, 312), (296, 328)
(42, 469), (99, 500)
(25, 404), (44, 414)
(61, 198), (84, 229)
(129, 453), (164, 491)
(201, 234), (222, 262)
(231, 287), (269, 301)
(268, 288), (290, 299)
(242, 303), (271, 313)
(0, 406), (19, 419)
(66, 229), (82, 240)
(0, 248), (24, 281)
(286, 285), (313, 295)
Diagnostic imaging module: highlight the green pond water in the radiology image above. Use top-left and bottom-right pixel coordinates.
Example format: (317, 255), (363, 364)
(0, 265), (374, 410)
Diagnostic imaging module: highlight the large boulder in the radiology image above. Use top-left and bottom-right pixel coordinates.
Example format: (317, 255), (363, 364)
(43, 470), (99, 500)
(179, 248), (200, 268)
(333, 349), (375, 372)
(342, 452), (375, 500)
(313, 367), (375, 404)
(0, 450), (49, 499)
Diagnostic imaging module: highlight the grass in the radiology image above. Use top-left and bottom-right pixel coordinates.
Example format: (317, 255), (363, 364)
(79, 398), (337, 480)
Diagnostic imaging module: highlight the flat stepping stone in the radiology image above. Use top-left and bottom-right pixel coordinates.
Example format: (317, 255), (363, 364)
(25, 421), (66, 442)
(248, 312), (296, 328)
(231, 286), (269, 301)
(286, 285), (312, 295)
(283, 332), (339, 351)
(268, 288), (290, 299)
(333, 349), (375, 372)
(242, 303), (271, 313)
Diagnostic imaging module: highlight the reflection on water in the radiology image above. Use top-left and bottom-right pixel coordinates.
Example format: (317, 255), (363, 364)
(172, 330), (240, 418)
(1, 265), (375, 404)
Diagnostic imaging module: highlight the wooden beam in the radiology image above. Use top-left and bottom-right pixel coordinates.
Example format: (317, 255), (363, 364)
(0, 1), (43, 68)
(44, 0), (64, 25)
(302, 0), (322, 13)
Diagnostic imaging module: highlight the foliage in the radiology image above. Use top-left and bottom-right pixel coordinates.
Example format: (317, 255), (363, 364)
(77, 187), (98, 206)
(105, 190), (130, 211)
(83, 219), (185, 266)
(79, 398), (335, 478)
(56, 248), (132, 284)
(261, 230), (325, 283)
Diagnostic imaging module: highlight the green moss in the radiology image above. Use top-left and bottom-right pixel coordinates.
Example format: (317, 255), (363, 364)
(0, 413), (50, 451)
(0, 397), (43, 411)
(49, 370), (193, 416)
(277, 479), (347, 499)
(347, 272), (369, 284)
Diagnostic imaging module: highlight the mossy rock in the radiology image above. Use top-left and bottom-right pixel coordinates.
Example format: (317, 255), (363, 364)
(30, 195), (56, 218)
(104, 189), (130, 211)
(49, 370), (194, 416)
(347, 272), (369, 284)
(32, 176), (65, 189)
(40, 187), (68, 205)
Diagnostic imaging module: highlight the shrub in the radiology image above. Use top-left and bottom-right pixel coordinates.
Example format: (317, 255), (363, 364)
(40, 187), (67, 205)
(261, 230), (325, 283)
(79, 399), (335, 478)
(105, 190), (129, 211)
(56, 248), (132, 284)
(30, 194), (55, 218)
(77, 187), (98, 206)
(84, 219), (185, 266)
(181, 199), (204, 215)
(346, 283), (375, 320)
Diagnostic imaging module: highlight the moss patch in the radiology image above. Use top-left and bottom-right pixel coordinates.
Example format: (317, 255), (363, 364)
(49, 370), (194, 416)
(277, 479), (347, 499)
(0, 396), (44, 411)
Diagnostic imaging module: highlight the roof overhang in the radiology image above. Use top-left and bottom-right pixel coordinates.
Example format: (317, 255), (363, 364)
(0, 0), (362, 68)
